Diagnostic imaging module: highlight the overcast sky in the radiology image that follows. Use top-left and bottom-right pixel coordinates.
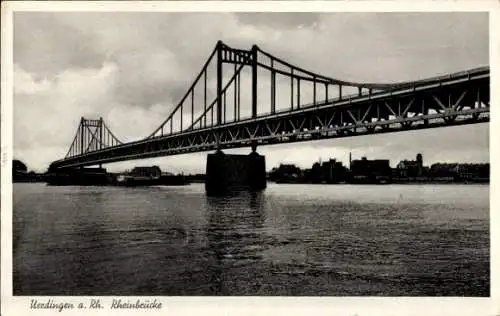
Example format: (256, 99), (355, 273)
(13, 12), (489, 173)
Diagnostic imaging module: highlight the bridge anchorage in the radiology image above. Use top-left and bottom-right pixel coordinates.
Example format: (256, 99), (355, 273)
(50, 41), (490, 194)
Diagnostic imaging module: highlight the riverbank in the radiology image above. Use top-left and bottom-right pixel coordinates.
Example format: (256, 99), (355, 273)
(41, 170), (190, 186)
(15, 176), (489, 185)
(270, 177), (489, 185)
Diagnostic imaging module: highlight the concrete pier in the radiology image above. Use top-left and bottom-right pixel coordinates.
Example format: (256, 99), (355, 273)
(205, 150), (266, 196)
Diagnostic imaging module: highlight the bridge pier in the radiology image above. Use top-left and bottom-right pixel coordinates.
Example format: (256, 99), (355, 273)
(205, 148), (266, 196)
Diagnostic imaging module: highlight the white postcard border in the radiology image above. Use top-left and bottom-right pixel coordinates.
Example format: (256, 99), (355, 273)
(1, 1), (498, 316)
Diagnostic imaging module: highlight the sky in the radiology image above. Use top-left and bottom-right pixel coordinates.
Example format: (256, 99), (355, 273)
(12, 12), (489, 173)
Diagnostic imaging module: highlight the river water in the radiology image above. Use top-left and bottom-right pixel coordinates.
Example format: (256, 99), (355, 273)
(13, 183), (489, 296)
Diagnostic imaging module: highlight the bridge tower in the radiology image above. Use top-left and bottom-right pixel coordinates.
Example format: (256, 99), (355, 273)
(63, 117), (122, 160)
(206, 42), (266, 195)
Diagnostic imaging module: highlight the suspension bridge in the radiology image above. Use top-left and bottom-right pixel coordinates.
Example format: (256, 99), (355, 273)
(49, 40), (490, 172)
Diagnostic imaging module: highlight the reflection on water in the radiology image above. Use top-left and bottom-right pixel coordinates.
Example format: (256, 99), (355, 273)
(206, 191), (265, 295)
(13, 183), (489, 296)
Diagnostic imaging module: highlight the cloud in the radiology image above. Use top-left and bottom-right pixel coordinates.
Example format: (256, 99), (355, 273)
(13, 12), (106, 77)
(14, 63), (119, 153)
(235, 12), (321, 29)
(12, 12), (489, 173)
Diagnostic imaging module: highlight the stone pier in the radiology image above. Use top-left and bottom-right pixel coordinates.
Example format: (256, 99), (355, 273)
(205, 150), (266, 196)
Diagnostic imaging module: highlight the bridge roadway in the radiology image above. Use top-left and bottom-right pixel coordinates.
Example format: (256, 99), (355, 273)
(50, 66), (489, 170)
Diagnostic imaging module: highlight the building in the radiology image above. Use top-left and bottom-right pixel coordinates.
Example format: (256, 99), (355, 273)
(429, 163), (459, 178)
(269, 164), (302, 182)
(457, 163), (489, 181)
(321, 159), (347, 183)
(309, 162), (323, 183)
(129, 166), (162, 178)
(428, 162), (489, 182)
(350, 156), (391, 182)
(397, 153), (424, 177)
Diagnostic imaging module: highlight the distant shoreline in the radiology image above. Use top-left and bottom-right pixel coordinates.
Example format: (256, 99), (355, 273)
(13, 179), (489, 185)
(269, 182), (489, 185)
